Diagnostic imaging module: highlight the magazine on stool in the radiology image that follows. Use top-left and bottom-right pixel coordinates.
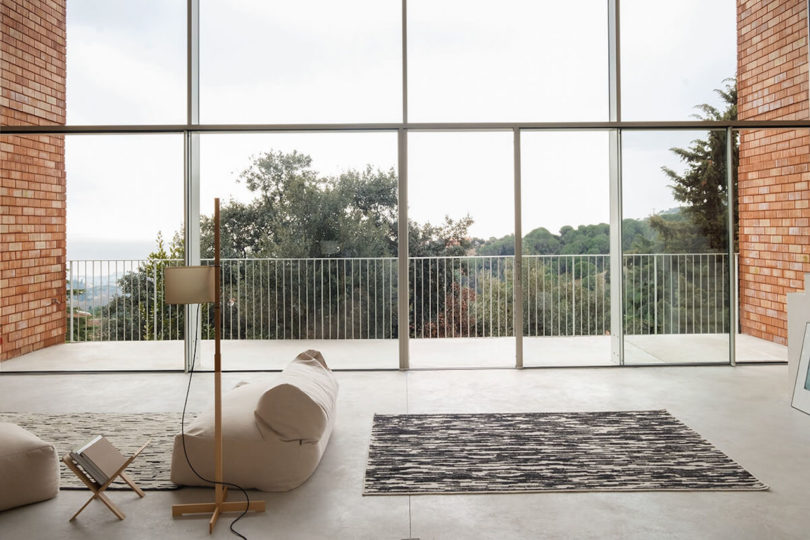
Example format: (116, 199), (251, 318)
(70, 435), (127, 485)
(62, 437), (150, 521)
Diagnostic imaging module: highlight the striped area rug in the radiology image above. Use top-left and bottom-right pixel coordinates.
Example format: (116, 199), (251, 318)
(364, 410), (767, 495)
(0, 412), (184, 490)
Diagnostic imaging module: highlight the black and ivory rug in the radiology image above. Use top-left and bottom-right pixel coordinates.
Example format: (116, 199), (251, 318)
(364, 410), (767, 495)
(0, 412), (184, 490)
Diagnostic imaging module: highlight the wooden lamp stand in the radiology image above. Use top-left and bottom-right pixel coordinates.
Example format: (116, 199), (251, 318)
(170, 198), (266, 533)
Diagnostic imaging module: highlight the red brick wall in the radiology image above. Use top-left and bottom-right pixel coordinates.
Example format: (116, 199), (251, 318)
(1, 0), (66, 360)
(737, 0), (810, 344)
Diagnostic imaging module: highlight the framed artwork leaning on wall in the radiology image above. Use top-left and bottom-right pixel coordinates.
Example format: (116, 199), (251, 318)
(792, 322), (810, 415)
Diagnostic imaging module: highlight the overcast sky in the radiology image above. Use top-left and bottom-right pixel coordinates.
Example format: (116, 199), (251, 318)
(62, 0), (736, 260)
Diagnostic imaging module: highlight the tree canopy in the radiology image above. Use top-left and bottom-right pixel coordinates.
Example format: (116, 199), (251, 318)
(198, 150), (477, 259)
(656, 79), (737, 251)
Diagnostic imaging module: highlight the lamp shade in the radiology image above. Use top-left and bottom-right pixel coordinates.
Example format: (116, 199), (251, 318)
(164, 266), (216, 304)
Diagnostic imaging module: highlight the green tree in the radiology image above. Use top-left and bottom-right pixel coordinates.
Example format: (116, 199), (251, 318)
(657, 79), (737, 252)
(103, 232), (186, 341)
(66, 280), (92, 341)
(201, 151), (400, 259)
(522, 227), (560, 255)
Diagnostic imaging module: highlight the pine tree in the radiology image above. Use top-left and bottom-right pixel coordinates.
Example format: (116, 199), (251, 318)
(658, 80), (738, 251)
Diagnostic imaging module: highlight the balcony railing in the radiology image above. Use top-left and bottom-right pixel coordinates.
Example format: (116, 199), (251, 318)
(66, 253), (731, 343)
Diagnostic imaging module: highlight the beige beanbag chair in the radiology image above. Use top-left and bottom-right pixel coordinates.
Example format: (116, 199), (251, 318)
(0, 423), (59, 511)
(171, 350), (338, 491)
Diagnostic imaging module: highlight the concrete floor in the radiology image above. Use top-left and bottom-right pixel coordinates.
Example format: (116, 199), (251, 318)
(0, 364), (808, 539)
(0, 333), (787, 371)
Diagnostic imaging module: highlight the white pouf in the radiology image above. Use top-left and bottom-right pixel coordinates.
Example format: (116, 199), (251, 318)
(0, 422), (59, 511)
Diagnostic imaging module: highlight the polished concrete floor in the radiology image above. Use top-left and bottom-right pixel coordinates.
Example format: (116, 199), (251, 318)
(0, 363), (808, 539)
(0, 333), (786, 371)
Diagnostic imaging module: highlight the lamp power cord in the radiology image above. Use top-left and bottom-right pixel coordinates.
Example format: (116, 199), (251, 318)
(180, 304), (251, 539)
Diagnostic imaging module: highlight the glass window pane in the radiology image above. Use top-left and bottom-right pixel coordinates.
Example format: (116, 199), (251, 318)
(66, 135), (184, 369)
(201, 0), (401, 123)
(408, 132), (514, 368)
(66, 1), (186, 124)
(200, 132), (399, 369)
(621, 0), (736, 120)
(521, 131), (611, 366)
(622, 130), (730, 364)
(408, 0), (608, 122)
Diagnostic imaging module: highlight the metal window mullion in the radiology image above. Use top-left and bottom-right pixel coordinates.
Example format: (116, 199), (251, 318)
(182, 0), (201, 371)
(608, 0), (623, 364)
(513, 127), (523, 368)
(609, 129), (623, 365)
(727, 127), (736, 366)
(397, 128), (408, 368)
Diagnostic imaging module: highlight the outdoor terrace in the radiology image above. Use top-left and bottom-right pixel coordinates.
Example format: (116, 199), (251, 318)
(3, 252), (786, 372)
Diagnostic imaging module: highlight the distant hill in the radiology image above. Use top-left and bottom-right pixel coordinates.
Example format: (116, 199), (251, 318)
(475, 213), (685, 256)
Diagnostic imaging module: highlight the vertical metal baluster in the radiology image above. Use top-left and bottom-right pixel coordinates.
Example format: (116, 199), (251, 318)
(319, 259), (323, 339)
(351, 259), (355, 339)
(450, 258), (454, 338)
(684, 254), (695, 334)
(102, 260), (107, 342)
(374, 259), (378, 339)
(536, 257), (541, 337)
(230, 261), (234, 340)
(676, 255), (681, 334)
(366, 259), (370, 339)
(526, 255), (540, 337)
(305, 259), (309, 339)
(336, 259), (341, 339)
(334, 259), (338, 339)
(381, 259), (385, 339)
(357, 259), (361, 339)
(136, 260), (141, 341)
(488, 258), (493, 337)
(433, 258), (437, 337)
(259, 259), (264, 339)
(555, 257), (559, 336)
(697, 254), (709, 334)
(714, 255), (718, 333)
(442, 258), (447, 338)
(152, 263), (156, 340)
(428, 259), (433, 337)
(68, 261), (74, 342)
(532, 255), (543, 337)
(571, 256), (576, 337)
(343, 259), (347, 339)
(495, 257), (501, 337)
(465, 259), (472, 337)
(473, 257), (477, 337)
(328, 259), (332, 339)
(523, 258), (528, 337)
(416, 259), (421, 338)
(251, 260), (255, 339)
(114, 260), (118, 341)
(273, 260), (278, 340)
(282, 260), (286, 339)
(666, 255), (671, 335)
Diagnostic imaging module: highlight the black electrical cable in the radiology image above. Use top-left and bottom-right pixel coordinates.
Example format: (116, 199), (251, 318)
(180, 304), (251, 539)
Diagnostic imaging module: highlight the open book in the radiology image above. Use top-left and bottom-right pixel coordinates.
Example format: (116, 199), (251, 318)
(69, 436), (128, 485)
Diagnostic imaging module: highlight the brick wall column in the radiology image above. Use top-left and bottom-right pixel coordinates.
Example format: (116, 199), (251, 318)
(1, 0), (67, 360)
(737, 0), (810, 344)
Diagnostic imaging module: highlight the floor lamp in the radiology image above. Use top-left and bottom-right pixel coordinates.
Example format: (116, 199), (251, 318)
(165, 198), (265, 533)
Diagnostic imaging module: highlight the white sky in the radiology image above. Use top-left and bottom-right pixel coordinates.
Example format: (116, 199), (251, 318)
(62, 0), (737, 260)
